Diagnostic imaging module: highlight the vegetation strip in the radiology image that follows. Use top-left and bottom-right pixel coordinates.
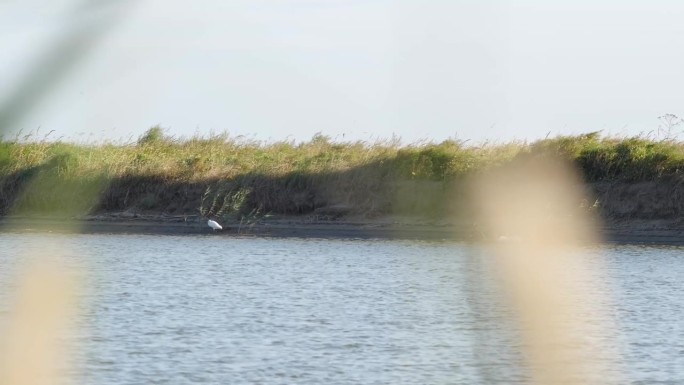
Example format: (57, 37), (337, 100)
(2, 128), (684, 221)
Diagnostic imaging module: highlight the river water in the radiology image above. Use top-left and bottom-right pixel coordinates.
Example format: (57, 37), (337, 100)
(0, 234), (682, 384)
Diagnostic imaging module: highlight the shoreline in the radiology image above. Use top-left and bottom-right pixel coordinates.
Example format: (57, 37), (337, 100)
(1, 215), (683, 245)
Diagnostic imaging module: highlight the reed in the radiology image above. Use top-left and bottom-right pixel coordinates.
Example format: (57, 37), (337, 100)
(2, 128), (684, 220)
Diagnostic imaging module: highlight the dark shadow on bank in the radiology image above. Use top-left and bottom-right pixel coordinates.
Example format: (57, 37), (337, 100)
(0, 152), (476, 238)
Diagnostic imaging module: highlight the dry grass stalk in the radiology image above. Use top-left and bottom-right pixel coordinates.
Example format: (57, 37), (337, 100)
(472, 157), (622, 385)
(0, 262), (79, 385)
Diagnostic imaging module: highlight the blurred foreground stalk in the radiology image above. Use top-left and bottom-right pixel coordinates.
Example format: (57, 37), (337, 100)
(0, 2), (129, 382)
(472, 157), (622, 385)
(0, 263), (79, 385)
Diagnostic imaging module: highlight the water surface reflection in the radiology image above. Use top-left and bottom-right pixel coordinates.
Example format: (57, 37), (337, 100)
(0, 235), (681, 384)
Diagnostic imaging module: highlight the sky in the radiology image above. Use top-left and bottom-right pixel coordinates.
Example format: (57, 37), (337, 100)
(2, 0), (684, 144)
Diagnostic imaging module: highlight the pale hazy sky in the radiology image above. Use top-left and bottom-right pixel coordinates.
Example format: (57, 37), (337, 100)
(2, 1), (684, 143)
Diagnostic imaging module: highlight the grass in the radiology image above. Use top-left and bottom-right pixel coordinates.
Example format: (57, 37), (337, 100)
(2, 128), (684, 219)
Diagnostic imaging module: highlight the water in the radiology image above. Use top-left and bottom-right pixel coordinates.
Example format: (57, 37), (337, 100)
(0, 234), (683, 384)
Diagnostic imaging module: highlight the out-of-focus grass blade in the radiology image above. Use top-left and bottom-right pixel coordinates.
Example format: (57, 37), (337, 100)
(0, 0), (132, 225)
(0, 262), (80, 385)
(0, 2), (131, 384)
(471, 157), (623, 385)
(0, 0), (132, 133)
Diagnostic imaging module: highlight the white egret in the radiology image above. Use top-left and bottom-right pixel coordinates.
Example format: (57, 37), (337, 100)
(207, 219), (223, 231)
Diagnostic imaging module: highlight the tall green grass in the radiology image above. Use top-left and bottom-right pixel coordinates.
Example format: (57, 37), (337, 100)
(2, 128), (684, 219)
